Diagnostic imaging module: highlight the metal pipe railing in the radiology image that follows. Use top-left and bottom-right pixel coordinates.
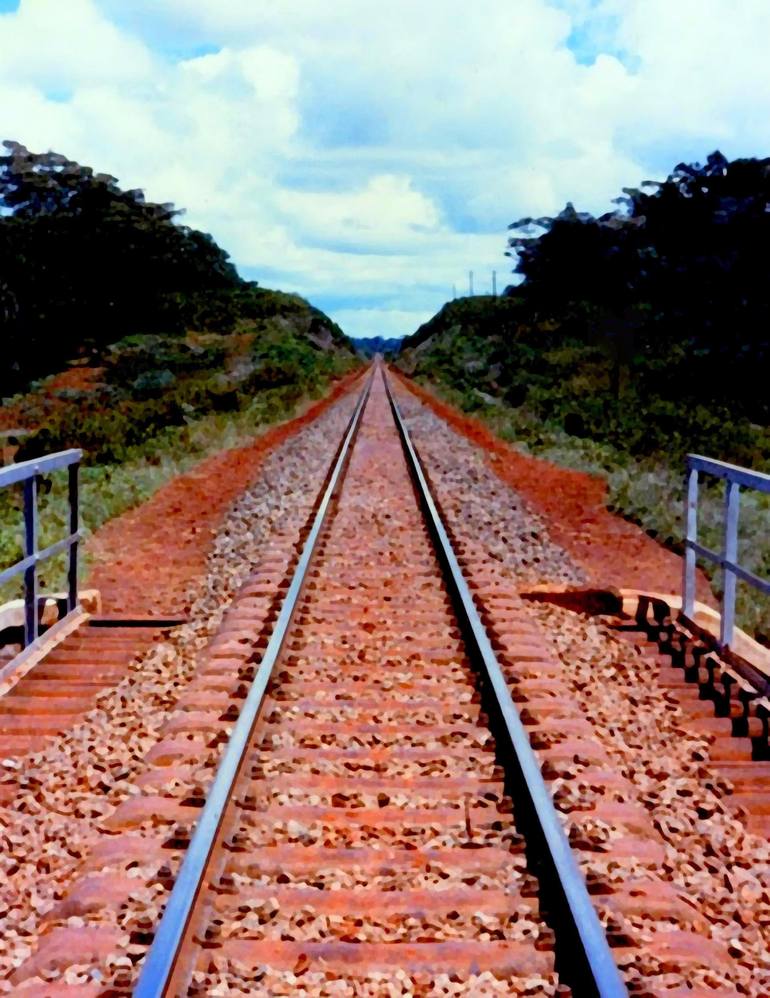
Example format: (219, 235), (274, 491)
(0, 448), (83, 646)
(683, 454), (770, 648)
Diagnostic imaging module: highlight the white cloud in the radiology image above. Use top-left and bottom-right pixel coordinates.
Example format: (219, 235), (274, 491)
(277, 175), (442, 253)
(567, 0), (770, 155)
(2, 0), (770, 339)
(0, 0), (154, 88)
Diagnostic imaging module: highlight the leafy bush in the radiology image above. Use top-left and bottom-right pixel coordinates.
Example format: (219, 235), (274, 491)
(104, 335), (227, 384)
(132, 369), (176, 396)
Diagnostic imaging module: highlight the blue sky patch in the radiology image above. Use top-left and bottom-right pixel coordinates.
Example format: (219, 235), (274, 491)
(565, 24), (605, 66)
(166, 41), (220, 62)
(44, 88), (73, 104)
(562, 6), (639, 71)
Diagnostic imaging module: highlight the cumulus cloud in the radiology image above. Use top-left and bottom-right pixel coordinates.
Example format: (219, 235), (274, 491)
(0, 0), (154, 88)
(1, 0), (770, 338)
(277, 175), (442, 253)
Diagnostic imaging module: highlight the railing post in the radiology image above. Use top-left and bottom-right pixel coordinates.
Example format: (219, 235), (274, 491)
(67, 461), (79, 614)
(682, 464), (698, 619)
(720, 479), (740, 648)
(23, 474), (39, 647)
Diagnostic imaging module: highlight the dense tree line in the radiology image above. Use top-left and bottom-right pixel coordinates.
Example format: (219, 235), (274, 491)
(506, 151), (770, 419)
(351, 335), (403, 357)
(0, 141), (241, 392)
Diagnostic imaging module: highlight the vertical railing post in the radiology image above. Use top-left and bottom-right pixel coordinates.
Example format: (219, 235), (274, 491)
(67, 461), (79, 613)
(720, 479), (740, 648)
(23, 474), (39, 647)
(682, 463), (698, 619)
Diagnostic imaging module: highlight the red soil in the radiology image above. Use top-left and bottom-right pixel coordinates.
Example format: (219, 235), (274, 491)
(395, 372), (715, 603)
(85, 370), (363, 615)
(0, 367), (105, 431)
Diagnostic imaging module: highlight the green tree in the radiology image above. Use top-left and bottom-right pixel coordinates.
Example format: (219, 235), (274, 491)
(506, 151), (770, 420)
(0, 141), (240, 391)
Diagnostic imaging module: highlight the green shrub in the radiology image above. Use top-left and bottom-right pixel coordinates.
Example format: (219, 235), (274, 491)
(132, 368), (176, 397)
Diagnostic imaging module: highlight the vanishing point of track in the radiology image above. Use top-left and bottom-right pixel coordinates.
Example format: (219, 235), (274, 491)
(133, 365), (625, 997)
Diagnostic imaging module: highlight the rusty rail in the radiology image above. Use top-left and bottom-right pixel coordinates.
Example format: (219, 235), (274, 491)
(134, 371), (374, 997)
(383, 368), (626, 997)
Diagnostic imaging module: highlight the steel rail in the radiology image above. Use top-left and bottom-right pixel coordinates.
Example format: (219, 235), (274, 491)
(134, 370), (374, 998)
(687, 453), (770, 493)
(383, 367), (627, 998)
(683, 453), (770, 647)
(685, 539), (770, 597)
(0, 448), (82, 646)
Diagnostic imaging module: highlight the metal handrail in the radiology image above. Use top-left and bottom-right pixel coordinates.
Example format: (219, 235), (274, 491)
(383, 369), (627, 997)
(0, 448), (82, 646)
(683, 453), (770, 648)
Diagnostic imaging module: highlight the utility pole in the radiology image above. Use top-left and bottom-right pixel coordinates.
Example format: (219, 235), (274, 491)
(452, 283), (457, 300)
(469, 271), (474, 296)
(492, 271), (497, 296)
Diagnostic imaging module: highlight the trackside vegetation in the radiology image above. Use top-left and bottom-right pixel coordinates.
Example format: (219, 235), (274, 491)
(397, 152), (770, 641)
(0, 141), (358, 599)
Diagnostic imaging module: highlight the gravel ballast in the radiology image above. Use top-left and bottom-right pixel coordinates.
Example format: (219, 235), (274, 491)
(396, 387), (585, 588)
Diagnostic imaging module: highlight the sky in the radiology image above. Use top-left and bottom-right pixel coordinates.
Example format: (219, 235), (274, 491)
(1, 1), (770, 340)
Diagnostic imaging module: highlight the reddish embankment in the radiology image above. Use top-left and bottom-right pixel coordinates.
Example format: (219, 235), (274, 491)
(85, 370), (363, 615)
(394, 372), (714, 601)
(0, 367), (106, 431)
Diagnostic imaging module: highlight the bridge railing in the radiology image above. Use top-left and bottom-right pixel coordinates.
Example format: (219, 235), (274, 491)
(0, 449), (82, 648)
(683, 453), (770, 648)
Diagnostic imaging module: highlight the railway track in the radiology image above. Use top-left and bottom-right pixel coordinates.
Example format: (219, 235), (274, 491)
(127, 365), (623, 996)
(8, 363), (765, 994)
